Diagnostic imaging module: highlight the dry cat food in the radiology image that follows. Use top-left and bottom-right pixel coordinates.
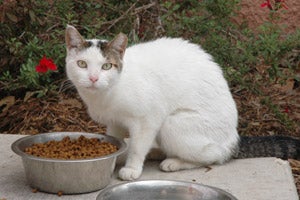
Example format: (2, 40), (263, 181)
(31, 188), (38, 193)
(24, 135), (118, 159)
(57, 191), (63, 197)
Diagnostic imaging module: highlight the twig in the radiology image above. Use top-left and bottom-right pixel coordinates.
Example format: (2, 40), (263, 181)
(100, 1), (139, 35)
(99, 1), (158, 35)
(46, 23), (61, 33)
(132, 2), (156, 15)
(154, 7), (165, 37)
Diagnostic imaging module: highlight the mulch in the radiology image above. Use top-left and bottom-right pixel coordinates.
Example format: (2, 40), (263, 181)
(0, 92), (105, 135)
(289, 159), (300, 195)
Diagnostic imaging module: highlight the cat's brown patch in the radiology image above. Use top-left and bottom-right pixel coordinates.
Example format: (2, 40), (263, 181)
(83, 41), (93, 48)
(97, 41), (108, 50)
(102, 49), (123, 72)
(101, 33), (128, 72)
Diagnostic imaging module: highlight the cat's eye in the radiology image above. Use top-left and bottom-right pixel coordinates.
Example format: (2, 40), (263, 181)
(77, 60), (87, 68)
(102, 63), (113, 70)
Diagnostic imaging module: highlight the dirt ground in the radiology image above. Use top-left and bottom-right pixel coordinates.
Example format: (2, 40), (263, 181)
(234, 0), (300, 34)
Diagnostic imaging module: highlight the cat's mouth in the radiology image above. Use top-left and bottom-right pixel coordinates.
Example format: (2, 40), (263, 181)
(86, 85), (97, 90)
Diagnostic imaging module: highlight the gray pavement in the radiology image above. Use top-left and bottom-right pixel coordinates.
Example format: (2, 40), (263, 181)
(0, 134), (298, 200)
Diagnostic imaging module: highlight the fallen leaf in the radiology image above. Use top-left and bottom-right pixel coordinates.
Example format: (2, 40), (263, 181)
(289, 159), (300, 167)
(0, 96), (15, 112)
(6, 13), (18, 23)
(255, 65), (270, 74)
(251, 122), (260, 126)
(24, 91), (37, 102)
(59, 98), (82, 109)
(205, 166), (212, 172)
(275, 78), (295, 93)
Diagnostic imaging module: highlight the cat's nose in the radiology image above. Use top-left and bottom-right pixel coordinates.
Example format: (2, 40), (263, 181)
(89, 76), (98, 83)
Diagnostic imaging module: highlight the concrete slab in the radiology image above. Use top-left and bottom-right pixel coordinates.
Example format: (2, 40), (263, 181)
(0, 134), (298, 200)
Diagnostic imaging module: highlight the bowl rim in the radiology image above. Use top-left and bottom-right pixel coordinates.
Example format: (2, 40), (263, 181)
(11, 132), (127, 163)
(96, 179), (238, 200)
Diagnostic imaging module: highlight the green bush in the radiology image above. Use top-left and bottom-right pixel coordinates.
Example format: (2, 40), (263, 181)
(0, 0), (299, 99)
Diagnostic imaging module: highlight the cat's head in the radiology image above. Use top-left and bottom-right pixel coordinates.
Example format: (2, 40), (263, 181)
(65, 25), (128, 93)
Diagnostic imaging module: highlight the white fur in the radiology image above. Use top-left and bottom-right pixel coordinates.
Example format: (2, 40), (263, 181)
(66, 37), (240, 181)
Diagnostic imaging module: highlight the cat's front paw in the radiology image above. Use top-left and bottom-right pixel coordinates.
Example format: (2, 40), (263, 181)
(119, 167), (142, 181)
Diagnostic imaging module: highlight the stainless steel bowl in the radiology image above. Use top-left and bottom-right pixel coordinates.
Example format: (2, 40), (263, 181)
(11, 132), (126, 194)
(96, 180), (238, 200)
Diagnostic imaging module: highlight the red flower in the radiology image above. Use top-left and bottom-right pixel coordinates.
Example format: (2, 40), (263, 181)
(283, 107), (290, 113)
(35, 56), (57, 73)
(261, 0), (288, 10)
(261, 0), (273, 10)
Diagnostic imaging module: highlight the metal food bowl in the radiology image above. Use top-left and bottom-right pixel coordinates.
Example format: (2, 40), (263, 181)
(96, 180), (238, 200)
(11, 132), (126, 194)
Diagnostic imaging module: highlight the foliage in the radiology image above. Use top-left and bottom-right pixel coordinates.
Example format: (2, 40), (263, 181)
(0, 0), (299, 99)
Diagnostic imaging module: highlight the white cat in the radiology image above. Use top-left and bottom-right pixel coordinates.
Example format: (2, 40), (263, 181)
(65, 25), (240, 181)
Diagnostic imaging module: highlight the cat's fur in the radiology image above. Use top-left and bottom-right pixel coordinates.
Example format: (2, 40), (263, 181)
(65, 25), (299, 181)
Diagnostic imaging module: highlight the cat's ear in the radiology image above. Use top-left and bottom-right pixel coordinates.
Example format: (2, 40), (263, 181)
(108, 33), (128, 59)
(65, 25), (85, 50)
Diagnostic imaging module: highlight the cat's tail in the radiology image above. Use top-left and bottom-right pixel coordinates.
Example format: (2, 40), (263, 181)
(234, 135), (300, 160)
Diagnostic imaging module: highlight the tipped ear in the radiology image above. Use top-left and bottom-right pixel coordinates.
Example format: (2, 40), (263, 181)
(108, 33), (128, 59)
(65, 25), (85, 50)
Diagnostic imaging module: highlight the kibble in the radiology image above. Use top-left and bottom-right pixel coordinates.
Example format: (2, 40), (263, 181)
(24, 135), (118, 159)
(31, 188), (38, 193)
(57, 191), (63, 197)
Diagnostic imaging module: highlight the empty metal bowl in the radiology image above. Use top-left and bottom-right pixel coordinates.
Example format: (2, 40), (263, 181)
(96, 180), (238, 200)
(11, 132), (126, 194)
